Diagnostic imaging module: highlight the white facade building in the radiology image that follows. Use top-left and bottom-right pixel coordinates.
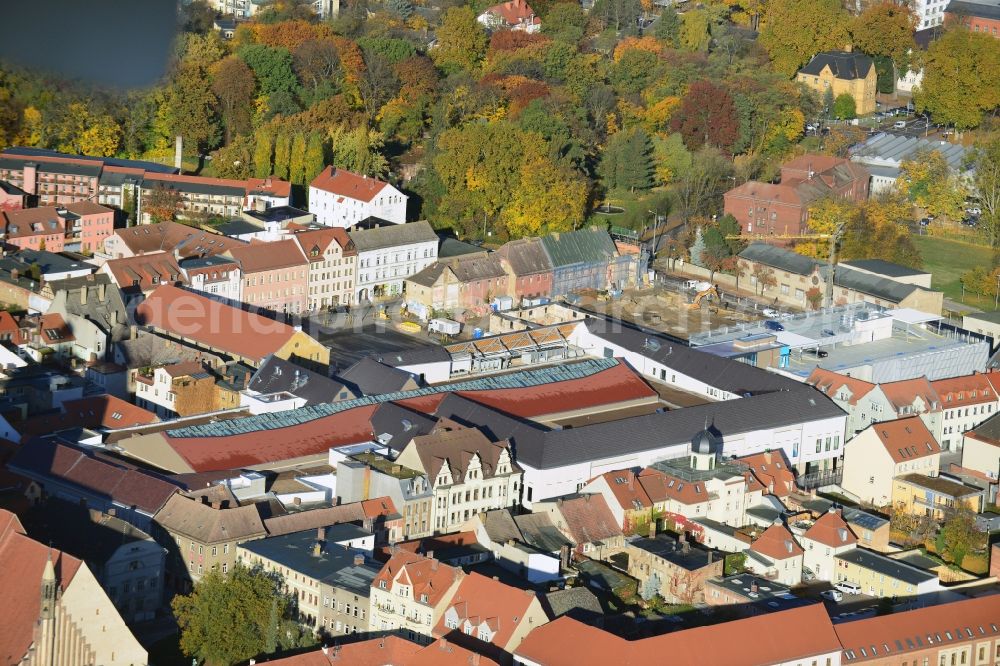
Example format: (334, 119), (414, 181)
(309, 167), (407, 228)
(348, 221), (438, 301)
(180, 256), (243, 304)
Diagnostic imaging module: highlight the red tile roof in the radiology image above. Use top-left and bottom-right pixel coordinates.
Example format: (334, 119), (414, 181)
(310, 166), (390, 202)
(802, 511), (857, 548)
(38, 312), (74, 344)
(104, 253), (185, 292)
(750, 523), (803, 560)
(433, 572), (540, 648)
(228, 239), (308, 273)
(484, 0), (540, 26)
(596, 469), (652, 512)
(834, 595), (1000, 662)
(548, 494), (622, 545)
(737, 450), (796, 497)
(136, 285), (301, 363)
(19, 394), (158, 437)
(63, 200), (113, 216)
(373, 551), (462, 608)
(0, 311), (23, 345)
(879, 376), (940, 412)
(515, 603), (841, 666)
(0, 509), (83, 666)
(265, 637), (496, 666)
(143, 171), (248, 190)
(293, 226), (356, 261)
(112, 221), (246, 258)
(807, 368), (875, 406)
(636, 467), (710, 505)
(246, 177), (292, 198)
(931, 371), (1000, 407)
(867, 416), (940, 464)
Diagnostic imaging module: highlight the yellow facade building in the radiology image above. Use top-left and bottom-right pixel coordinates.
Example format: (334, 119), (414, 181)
(796, 50), (878, 116)
(890, 473), (985, 520)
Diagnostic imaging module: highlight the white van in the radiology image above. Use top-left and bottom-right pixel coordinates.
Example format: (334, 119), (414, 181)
(835, 581), (862, 595)
(894, 120), (907, 130)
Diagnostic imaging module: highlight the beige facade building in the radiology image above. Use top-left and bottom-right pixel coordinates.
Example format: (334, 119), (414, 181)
(796, 50), (878, 115)
(961, 415), (1000, 478)
(1, 509), (147, 666)
(293, 226), (357, 310)
(841, 416), (942, 507)
(369, 551), (464, 644)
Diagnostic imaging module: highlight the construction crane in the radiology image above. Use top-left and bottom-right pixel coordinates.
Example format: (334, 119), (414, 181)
(688, 285), (721, 309)
(725, 224), (848, 309)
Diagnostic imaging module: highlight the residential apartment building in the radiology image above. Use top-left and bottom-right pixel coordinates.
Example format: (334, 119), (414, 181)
(228, 240), (309, 315)
(0, 509), (148, 666)
(725, 155), (870, 236)
(961, 413), (1000, 478)
(890, 473), (986, 519)
(179, 255), (243, 303)
(237, 524), (381, 637)
(746, 523), (804, 586)
(532, 494), (625, 561)
(292, 226), (357, 309)
(393, 425), (523, 534)
(477, 0), (541, 32)
(47, 273), (130, 362)
(139, 173), (290, 223)
(134, 361), (217, 418)
(795, 50), (878, 115)
(405, 253), (509, 316)
(797, 510), (858, 582)
(842, 417), (942, 506)
(103, 220), (246, 260)
(101, 253), (185, 295)
(337, 454), (436, 540)
(934, 372), (1000, 451)
(369, 551), (464, 644)
(152, 490), (267, 592)
(946, 0), (1000, 33)
(2, 202), (114, 253)
(0, 153), (102, 206)
(834, 548), (941, 599)
(495, 237), (553, 302)
(309, 166), (407, 227)
(0, 179), (30, 210)
(625, 535), (724, 604)
(433, 571), (549, 655)
(348, 220), (438, 301)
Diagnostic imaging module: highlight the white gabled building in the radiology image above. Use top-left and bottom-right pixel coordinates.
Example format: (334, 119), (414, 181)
(347, 220), (438, 301)
(309, 166), (407, 228)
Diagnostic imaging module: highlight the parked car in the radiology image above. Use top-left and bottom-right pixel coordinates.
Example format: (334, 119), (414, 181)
(821, 590), (843, 602)
(894, 120), (907, 129)
(761, 307), (779, 317)
(919, 218), (932, 227)
(764, 320), (785, 332)
(803, 348), (829, 358)
(802, 567), (816, 581)
(835, 581), (862, 595)
(821, 329), (836, 337)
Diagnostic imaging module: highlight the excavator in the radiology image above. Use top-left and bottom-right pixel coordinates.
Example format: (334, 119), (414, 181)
(687, 285), (720, 309)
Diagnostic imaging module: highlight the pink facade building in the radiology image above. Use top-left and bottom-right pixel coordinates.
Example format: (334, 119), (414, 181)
(227, 240), (309, 315)
(1, 202), (114, 253)
(0, 181), (29, 211)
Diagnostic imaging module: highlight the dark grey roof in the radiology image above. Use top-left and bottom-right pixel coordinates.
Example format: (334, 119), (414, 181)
(142, 178), (245, 197)
(215, 220), (262, 236)
(407, 262), (448, 288)
(438, 236), (485, 259)
(374, 345), (451, 368)
(348, 220), (437, 252)
(583, 317), (802, 396)
(0, 180), (28, 195)
(946, 0), (1000, 20)
(242, 206), (312, 224)
(628, 535), (718, 570)
(828, 265), (921, 303)
(14, 249), (94, 276)
(0, 156), (102, 178)
(798, 51), (874, 79)
(435, 382), (843, 470)
(841, 507), (889, 531)
(179, 255), (239, 270)
(3, 147), (177, 173)
(739, 243), (819, 276)
(369, 402), (438, 452)
(337, 357), (417, 396)
(498, 237), (553, 276)
(514, 513), (573, 552)
(834, 549), (936, 585)
(249, 356), (352, 406)
(239, 529), (381, 594)
(839, 259), (928, 279)
(541, 587), (604, 622)
(969, 411), (1000, 443)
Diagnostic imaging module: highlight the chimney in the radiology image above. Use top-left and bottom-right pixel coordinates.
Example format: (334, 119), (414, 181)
(430, 558), (438, 571)
(175, 135), (183, 170)
(627, 474), (634, 490)
(318, 526), (326, 541)
(10, 269), (18, 281)
(312, 541), (323, 558)
(750, 580), (759, 594)
(425, 549), (434, 560)
(353, 553), (364, 566)
(764, 451), (772, 464)
(79, 285), (88, 305)
(844, 43), (853, 52)
(707, 550), (714, 565)
(98, 282), (107, 301)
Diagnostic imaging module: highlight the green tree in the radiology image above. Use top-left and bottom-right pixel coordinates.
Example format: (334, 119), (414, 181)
(759, 0), (851, 76)
(849, 1), (916, 74)
(939, 510), (983, 566)
(432, 7), (487, 75)
(898, 149), (966, 219)
(273, 130), (292, 180)
(599, 127), (655, 192)
(328, 125), (389, 177)
(172, 565), (314, 666)
(163, 64), (222, 153)
(970, 137), (1000, 247)
(182, 0), (216, 34)
(611, 49), (658, 94)
(289, 132), (308, 184)
(592, 0), (642, 32)
(915, 27), (1000, 130)
(654, 6), (681, 46)
(253, 125), (275, 178)
(211, 135), (254, 180)
(679, 9), (712, 52)
(386, 0), (413, 19)
(652, 132), (692, 186)
(832, 93), (856, 120)
(543, 3), (588, 43)
(304, 131), (326, 186)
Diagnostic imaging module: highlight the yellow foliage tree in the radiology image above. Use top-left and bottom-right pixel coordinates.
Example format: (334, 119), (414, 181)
(501, 148), (587, 237)
(613, 36), (662, 62)
(78, 115), (123, 157)
(16, 106), (43, 147)
(643, 96), (681, 135)
(799, 197), (858, 259)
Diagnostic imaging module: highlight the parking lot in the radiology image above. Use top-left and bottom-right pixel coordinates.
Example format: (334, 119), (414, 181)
(796, 582), (879, 622)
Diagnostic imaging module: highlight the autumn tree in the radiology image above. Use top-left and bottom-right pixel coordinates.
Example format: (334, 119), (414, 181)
(670, 80), (739, 153)
(898, 149), (966, 220)
(838, 192), (923, 268)
(252, 125), (275, 178)
(292, 39), (341, 104)
(652, 133), (691, 186)
(599, 127), (655, 192)
(211, 135), (254, 180)
(144, 184), (184, 223)
(173, 565), (313, 666)
(759, 0), (851, 76)
(970, 137), (1000, 247)
(915, 27), (1000, 130)
(592, 0), (642, 32)
(211, 57), (256, 143)
(432, 7), (487, 75)
(501, 146), (588, 237)
(674, 145), (734, 221)
(304, 131), (326, 185)
(273, 130), (292, 180)
(289, 132), (308, 184)
(162, 64), (222, 153)
(801, 197), (857, 260)
(77, 112), (122, 157)
(328, 125), (389, 177)
(849, 2), (916, 77)
(679, 9), (712, 52)
(752, 264), (777, 295)
(359, 49), (401, 120)
(832, 93), (856, 120)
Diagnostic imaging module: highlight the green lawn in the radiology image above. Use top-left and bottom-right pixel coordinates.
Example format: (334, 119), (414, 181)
(912, 235), (995, 307)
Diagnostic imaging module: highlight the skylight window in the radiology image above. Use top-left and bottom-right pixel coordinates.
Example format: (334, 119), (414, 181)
(111, 411), (123, 420)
